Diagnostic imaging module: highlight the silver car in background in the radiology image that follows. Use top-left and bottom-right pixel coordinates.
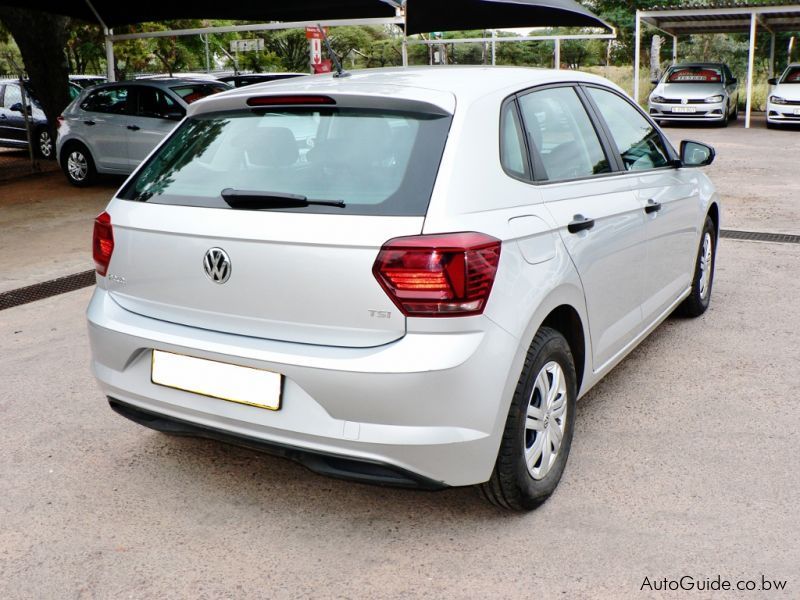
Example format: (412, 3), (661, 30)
(649, 63), (739, 126)
(87, 67), (720, 510)
(56, 78), (229, 186)
(767, 63), (800, 128)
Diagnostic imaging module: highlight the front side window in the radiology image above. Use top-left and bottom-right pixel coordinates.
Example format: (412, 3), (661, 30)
(119, 107), (452, 216)
(81, 86), (131, 114)
(587, 87), (671, 172)
(665, 66), (722, 83)
(517, 86), (611, 182)
(136, 86), (183, 119)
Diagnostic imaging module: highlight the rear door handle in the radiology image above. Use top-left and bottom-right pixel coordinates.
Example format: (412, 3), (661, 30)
(127, 125), (140, 131)
(645, 199), (662, 214)
(567, 214), (595, 234)
(84, 120), (95, 126)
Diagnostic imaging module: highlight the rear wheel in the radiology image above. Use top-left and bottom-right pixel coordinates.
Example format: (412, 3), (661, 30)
(62, 142), (97, 187)
(480, 327), (577, 510)
(676, 215), (717, 317)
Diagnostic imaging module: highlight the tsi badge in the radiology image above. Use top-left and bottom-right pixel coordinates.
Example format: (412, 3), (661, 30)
(368, 310), (392, 319)
(203, 248), (232, 284)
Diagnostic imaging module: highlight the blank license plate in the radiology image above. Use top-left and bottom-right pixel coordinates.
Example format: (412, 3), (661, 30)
(151, 350), (282, 410)
(672, 106), (696, 113)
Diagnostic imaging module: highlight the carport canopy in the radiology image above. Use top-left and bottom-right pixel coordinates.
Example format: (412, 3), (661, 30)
(634, 1), (800, 128)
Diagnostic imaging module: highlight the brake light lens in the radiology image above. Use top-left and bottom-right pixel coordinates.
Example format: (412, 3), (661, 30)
(373, 232), (501, 317)
(56, 115), (65, 129)
(92, 211), (114, 276)
(247, 95), (336, 107)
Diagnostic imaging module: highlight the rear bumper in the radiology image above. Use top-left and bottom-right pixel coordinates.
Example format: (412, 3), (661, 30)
(87, 288), (519, 487)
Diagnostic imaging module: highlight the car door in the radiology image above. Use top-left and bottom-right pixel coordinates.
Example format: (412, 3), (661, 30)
(583, 85), (700, 325)
(124, 85), (184, 167)
(516, 85), (646, 371)
(0, 83), (28, 142)
(78, 85), (133, 171)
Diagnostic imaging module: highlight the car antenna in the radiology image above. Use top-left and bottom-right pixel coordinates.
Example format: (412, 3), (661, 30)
(318, 24), (350, 78)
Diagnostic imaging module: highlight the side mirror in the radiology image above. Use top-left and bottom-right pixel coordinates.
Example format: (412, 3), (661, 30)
(680, 140), (715, 167)
(767, 77), (778, 85)
(729, 77), (738, 85)
(650, 78), (660, 85)
(9, 102), (24, 112)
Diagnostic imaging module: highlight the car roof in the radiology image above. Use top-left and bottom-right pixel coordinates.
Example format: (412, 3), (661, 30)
(188, 66), (624, 116)
(91, 78), (225, 90)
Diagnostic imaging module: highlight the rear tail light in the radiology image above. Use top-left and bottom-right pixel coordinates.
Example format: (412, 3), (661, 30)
(92, 211), (114, 276)
(372, 232), (501, 317)
(56, 115), (65, 129)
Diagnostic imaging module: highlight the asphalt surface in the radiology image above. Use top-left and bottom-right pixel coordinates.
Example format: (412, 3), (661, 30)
(1, 122), (799, 599)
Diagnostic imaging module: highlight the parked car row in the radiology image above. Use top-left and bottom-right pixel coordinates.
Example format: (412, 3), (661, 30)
(57, 78), (230, 186)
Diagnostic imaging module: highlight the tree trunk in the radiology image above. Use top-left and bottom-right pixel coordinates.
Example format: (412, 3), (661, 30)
(1, 9), (70, 146)
(650, 35), (663, 82)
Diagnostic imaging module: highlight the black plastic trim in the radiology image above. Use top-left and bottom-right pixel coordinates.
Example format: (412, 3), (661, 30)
(108, 397), (448, 491)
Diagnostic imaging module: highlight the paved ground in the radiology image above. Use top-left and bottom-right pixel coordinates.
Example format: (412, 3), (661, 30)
(1, 121), (799, 598)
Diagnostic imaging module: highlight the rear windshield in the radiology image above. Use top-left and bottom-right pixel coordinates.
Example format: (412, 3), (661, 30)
(781, 67), (800, 83)
(118, 107), (452, 216)
(170, 84), (229, 104)
(666, 67), (722, 83)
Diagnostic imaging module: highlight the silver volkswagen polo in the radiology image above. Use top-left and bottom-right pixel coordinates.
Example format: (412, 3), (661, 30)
(649, 63), (739, 126)
(87, 67), (720, 510)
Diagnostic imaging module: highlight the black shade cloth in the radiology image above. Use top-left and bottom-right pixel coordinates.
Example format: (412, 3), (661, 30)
(0, 1), (398, 27)
(405, 0), (610, 34)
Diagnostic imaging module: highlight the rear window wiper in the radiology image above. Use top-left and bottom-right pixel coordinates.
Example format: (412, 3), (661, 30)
(221, 188), (345, 209)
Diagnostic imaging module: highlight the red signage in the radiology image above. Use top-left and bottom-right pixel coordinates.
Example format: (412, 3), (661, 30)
(305, 26), (328, 40)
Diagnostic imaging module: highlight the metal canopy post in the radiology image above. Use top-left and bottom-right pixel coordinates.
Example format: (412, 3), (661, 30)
(104, 30), (115, 82)
(745, 11), (757, 129)
(769, 32), (776, 77)
(633, 11), (641, 104)
(672, 35), (678, 64)
(554, 38), (560, 68)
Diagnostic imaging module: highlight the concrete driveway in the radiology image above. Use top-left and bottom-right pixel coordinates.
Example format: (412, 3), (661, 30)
(0, 123), (798, 599)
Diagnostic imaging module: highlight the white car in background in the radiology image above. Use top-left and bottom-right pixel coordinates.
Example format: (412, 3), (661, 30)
(56, 78), (229, 186)
(648, 63), (739, 126)
(87, 67), (720, 510)
(767, 63), (800, 128)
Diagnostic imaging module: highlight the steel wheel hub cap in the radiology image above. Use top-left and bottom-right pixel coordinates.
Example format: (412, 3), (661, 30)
(67, 152), (87, 181)
(40, 131), (52, 157)
(524, 361), (568, 480)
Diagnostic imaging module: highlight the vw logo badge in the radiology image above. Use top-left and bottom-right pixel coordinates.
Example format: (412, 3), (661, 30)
(681, 98), (688, 105)
(203, 248), (231, 284)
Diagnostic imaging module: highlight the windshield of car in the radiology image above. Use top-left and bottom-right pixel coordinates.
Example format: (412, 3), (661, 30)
(781, 67), (800, 83)
(169, 83), (229, 104)
(666, 67), (723, 83)
(118, 107), (452, 216)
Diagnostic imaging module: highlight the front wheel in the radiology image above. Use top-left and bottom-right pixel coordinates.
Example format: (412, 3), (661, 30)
(480, 327), (577, 510)
(676, 215), (717, 317)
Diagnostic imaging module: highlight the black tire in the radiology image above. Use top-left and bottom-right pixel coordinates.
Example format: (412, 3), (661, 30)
(61, 142), (97, 187)
(480, 327), (577, 510)
(676, 215), (717, 318)
(35, 126), (54, 159)
(730, 102), (739, 121)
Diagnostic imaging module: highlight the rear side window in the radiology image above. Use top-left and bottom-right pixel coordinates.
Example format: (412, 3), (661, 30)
(170, 84), (228, 104)
(500, 102), (529, 179)
(136, 86), (183, 119)
(587, 87), (671, 171)
(2, 84), (22, 109)
(81, 86), (131, 114)
(517, 87), (611, 182)
(119, 107), (452, 216)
